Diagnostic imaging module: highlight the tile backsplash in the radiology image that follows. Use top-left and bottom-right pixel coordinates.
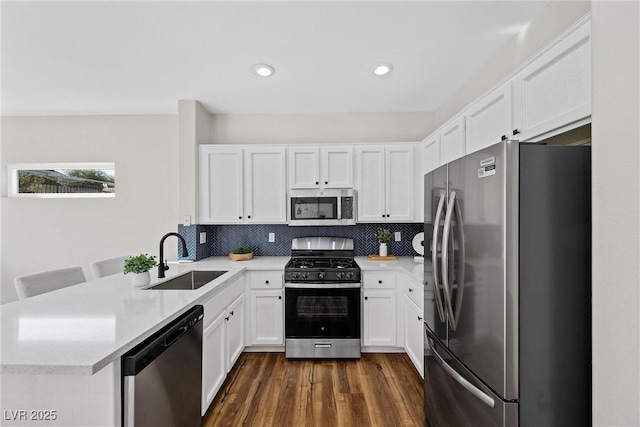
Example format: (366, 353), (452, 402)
(178, 223), (425, 260)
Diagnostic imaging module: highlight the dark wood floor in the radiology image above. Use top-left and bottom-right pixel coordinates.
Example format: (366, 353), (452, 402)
(201, 352), (424, 427)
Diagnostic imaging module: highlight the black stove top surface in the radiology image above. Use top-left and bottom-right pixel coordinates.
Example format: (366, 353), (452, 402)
(285, 256), (361, 283)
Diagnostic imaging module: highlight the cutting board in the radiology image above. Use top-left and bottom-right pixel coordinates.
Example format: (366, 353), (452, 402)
(367, 254), (398, 261)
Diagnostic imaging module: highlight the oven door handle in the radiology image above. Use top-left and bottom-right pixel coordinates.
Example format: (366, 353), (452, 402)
(284, 282), (361, 289)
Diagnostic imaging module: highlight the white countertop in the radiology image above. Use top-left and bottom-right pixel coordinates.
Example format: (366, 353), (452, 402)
(0, 256), (428, 376)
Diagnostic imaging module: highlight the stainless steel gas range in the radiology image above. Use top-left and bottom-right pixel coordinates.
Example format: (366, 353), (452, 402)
(284, 237), (361, 359)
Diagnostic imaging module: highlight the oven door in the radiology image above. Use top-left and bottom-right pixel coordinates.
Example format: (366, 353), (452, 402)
(285, 284), (361, 339)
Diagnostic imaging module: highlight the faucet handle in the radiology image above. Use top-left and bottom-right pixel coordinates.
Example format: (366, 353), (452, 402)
(163, 259), (169, 271)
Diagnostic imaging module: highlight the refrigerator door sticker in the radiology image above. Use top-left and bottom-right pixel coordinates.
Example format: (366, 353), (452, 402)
(478, 164), (496, 179)
(480, 156), (496, 167)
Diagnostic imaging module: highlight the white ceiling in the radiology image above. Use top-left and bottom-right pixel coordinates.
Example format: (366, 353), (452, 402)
(1, 1), (550, 116)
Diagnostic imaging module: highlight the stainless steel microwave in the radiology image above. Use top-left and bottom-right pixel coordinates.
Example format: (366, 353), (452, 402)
(288, 189), (356, 226)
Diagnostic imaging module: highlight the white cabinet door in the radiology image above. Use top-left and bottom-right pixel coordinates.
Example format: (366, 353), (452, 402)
(513, 20), (591, 141)
(465, 81), (513, 154)
(199, 146), (243, 224)
(226, 294), (245, 370)
(244, 147), (286, 223)
(250, 290), (284, 345)
(288, 147), (320, 188)
(322, 146), (354, 188)
(362, 290), (397, 347)
(440, 116), (466, 164)
(356, 146), (386, 222)
(202, 311), (227, 414)
(421, 134), (441, 175)
(404, 295), (424, 378)
(386, 145), (414, 222)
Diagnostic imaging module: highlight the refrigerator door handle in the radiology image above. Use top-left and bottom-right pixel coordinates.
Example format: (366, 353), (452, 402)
(431, 192), (447, 323)
(441, 191), (457, 329)
(451, 191), (466, 330)
(428, 336), (496, 409)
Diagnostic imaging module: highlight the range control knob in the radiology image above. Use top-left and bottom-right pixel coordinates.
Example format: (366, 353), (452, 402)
(302, 272), (309, 280)
(346, 272), (353, 280)
(318, 272), (326, 280)
(292, 272), (300, 280)
(336, 272), (344, 280)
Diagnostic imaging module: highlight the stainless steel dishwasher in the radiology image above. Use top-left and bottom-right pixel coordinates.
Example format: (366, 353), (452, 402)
(122, 305), (203, 427)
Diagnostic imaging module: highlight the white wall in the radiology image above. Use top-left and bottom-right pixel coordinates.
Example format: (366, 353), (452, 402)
(435, 0), (591, 128)
(591, 1), (640, 425)
(208, 112), (434, 145)
(0, 115), (179, 303)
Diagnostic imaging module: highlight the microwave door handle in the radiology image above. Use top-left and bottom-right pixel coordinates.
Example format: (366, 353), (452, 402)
(337, 197), (342, 220)
(428, 335), (496, 409)
(450, 195), (466, 330)
(431, 192), (447, 323)
(441, 191), (457, 330)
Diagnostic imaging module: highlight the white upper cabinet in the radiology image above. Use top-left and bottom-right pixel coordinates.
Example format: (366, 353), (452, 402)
(199, 146), (243, 224)
(288, 146), (353, 189)
(421, 134), (441, 175)
(244, 147), (287, 223)
(199, 145), (286, 224)
(513, 19), (591, 142)
(440, 116), (466, 164)
(465, 81), (513, 154)
(356, 145), (414, 222)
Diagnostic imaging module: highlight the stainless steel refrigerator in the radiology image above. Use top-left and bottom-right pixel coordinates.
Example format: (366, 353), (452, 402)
(423, 140), (591, 427)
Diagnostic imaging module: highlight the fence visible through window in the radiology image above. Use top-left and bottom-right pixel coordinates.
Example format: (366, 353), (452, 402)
(8, 163), (115, 198)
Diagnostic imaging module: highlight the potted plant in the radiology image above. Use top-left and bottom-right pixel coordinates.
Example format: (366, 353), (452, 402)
(229, 247), (254, 261)
(374, 228), (392, 256)
(124, 254), (158, 287)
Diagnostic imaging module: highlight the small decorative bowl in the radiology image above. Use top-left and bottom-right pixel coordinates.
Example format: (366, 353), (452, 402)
(228, 252), (253, 261)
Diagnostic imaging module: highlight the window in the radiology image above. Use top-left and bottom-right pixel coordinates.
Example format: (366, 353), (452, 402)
(7, 163), (115, 198)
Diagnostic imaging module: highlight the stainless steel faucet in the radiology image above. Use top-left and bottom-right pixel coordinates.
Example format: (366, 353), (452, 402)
(158, 232), (189, 278)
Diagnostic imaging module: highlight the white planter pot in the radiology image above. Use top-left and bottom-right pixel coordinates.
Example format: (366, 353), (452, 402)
(379, 243), (388, 257)
(132, 271), (151, 287)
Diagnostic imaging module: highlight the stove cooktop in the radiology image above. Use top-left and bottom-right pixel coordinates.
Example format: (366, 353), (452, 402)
(285, 257), (361, 283)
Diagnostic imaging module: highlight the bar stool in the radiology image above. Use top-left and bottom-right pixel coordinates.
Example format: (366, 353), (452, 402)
(90, 255), (130, 279)
(14, 266), (86, 300)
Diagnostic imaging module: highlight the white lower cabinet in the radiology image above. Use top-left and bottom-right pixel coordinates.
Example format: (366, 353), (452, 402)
(201, 277), (245, 415)
(202, 311), (227, 414)
(404, 295), (424, 378)
(247, 271), (284, 346)
(362, 272), (398, 347)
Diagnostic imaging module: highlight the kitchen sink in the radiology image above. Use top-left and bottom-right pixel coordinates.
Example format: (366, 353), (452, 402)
(148, 270), (228, 290)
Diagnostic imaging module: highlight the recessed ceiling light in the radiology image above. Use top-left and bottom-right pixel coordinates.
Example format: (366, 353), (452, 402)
(252, 64), (275, 77)
(373, 63), (393, 76)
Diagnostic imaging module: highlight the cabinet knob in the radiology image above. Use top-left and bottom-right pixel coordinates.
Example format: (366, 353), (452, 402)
(278, 295), (282, 300)
(315, 181), (319, 185)
(378, 280), (382, 284)
(382, 214), (385, 218)
(265, 280), (269, 284)
(225, 316), (230, 321)
(239, 216), (242, 219)
(409, 288), (413, 292)
(513, 129), (520, 136)
(418, 316), (423, 321)
(364, 296), (368, 300)
(248, 215), (251, 219)
(386, 214), (390, 217)
(325, 181), (328, 185)
(230, 311), (234, 316)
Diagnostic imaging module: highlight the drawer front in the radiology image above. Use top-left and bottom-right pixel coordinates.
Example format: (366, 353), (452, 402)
(249, 272), (283, 289)
(362, 273), (396, 289)
(404, 278), (424, 310)
(203, 276), (244, 327)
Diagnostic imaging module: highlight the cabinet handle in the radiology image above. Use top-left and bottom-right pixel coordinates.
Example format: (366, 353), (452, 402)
(418, 316), (423, 321)
(512, 129), (520, 136)
(278, 295), (282, 300)
(501, 135), (507, 141)
(409, 288), (413, 292)
(364, 296), (368, 300)
(230, 311), (234, 316)
(225, 316), (230, 321)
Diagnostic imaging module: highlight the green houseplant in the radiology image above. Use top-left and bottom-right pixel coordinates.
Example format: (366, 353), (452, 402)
(374, 228), (392, 256)
(124, 254), (158, 287)
(229, 247), (254, 261)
